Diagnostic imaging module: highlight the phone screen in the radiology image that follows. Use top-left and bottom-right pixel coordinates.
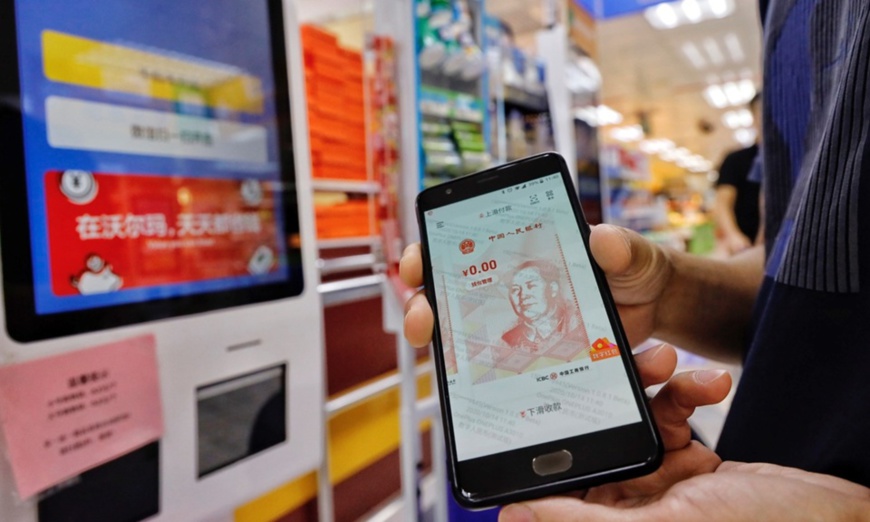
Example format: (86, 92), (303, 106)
(423, 172), (643, 462)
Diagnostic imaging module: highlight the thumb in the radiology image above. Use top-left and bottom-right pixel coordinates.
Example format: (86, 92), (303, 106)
(588, 224), (672, 305)
(499, 498), (663, 522)
(589, 224), (656, 278)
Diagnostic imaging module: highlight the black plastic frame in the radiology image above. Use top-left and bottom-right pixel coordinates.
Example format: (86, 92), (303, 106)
(0, 0), (304, 343)
(196, 362), (288, 478)
(416, 152), (663, 508)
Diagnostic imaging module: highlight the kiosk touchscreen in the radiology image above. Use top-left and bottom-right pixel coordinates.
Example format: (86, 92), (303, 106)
(0, 1), (323, 520)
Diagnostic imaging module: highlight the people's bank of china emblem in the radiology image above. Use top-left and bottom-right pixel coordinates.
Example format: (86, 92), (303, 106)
(459, 239), (475, 255)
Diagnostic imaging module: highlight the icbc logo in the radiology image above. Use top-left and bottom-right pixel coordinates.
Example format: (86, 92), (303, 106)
(459, 239), (475, 255)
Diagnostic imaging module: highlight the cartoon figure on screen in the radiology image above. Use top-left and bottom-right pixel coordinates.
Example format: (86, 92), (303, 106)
(501, 260), (589, 357)
(70, 254), (123, 295)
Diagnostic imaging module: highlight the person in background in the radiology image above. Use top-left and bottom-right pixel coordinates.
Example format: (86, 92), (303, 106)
(400, 0), (870, 518)
(713, 93), (762, 254)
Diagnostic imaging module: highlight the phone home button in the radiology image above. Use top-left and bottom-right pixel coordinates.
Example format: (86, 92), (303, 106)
(532, 449), (573, 476)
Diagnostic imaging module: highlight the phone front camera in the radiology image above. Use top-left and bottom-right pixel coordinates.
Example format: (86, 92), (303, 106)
(446, 188), (453, 195)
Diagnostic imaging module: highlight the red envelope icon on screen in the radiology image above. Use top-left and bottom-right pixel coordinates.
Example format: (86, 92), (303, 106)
(591, 337), (620, 361)
(459, 239), (475, 255)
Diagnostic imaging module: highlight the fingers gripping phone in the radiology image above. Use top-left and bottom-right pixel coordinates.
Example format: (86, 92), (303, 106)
(416, 152), (662, 508)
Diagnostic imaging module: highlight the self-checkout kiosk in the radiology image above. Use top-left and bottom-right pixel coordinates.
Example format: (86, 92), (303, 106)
(0, 1), (323, 520)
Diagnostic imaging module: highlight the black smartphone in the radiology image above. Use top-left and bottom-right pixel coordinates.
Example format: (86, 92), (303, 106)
(416, 152), (662, 508)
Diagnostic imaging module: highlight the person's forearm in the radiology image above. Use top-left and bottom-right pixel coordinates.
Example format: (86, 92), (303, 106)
(713, 187), (744, 239)
(713, 204), (744, 240)
(654, 245), (764, 363)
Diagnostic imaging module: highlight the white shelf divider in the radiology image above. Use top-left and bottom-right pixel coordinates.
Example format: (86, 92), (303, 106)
(312, 179), (380, 193)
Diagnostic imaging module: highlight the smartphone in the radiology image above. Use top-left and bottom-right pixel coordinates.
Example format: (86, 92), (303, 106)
(416, 152), (662, 508)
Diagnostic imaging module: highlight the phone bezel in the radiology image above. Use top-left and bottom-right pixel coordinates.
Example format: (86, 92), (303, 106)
(416, 152), (663, 508)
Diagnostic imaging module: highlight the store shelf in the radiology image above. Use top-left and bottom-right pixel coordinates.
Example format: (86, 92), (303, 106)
(312, 179), (380, 194)
(325, 360), (434, 416)
(503, 85), (548, 113)
(317, 253), (380, 275)
(317, 274), (384, 307)
(317, 235), (380, 250)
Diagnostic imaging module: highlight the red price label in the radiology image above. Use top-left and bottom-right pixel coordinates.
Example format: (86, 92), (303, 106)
(462, 259), (498, 277)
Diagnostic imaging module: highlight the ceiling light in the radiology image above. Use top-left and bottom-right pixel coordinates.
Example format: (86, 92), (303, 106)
(597, 105), (624, 126)
(681, 42), (707, 69)
(574, 105), (624, 127)
(724, 33), (745, 62)
(689, 160), (713, 172)
(723, 111), (740, 129)
(651, 3), (680, 29)
(640, 139), (675, 154)
(739, 79), (756, 101)
(645, 0), (735, 30)
(735, 128), (757, 146)
(723, 109), (753, 129)
(723, 82), (743, 105)
(610, 125), (644, 143)
(660, 149), (679, 162)
(704, 85), (728, 108)
(703, 38), (725, 65)
(681, 0), (703, 22)
(704, 78), (756, 109)
(674, 147), (692, 160)
(709, 0), (732, 17)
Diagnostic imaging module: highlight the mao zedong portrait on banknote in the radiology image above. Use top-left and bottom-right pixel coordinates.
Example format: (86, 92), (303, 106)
(501, 259), (590, 357)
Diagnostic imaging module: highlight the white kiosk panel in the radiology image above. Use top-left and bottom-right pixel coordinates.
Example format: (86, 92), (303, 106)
(0, 1), (323, 519)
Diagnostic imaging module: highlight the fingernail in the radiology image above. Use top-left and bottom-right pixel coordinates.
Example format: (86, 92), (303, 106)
(695, 369), (727, 384)
(638, 343), (667, 360)
(500, 504), (537, 522)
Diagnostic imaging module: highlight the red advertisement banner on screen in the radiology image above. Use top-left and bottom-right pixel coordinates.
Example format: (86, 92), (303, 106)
(44, 170), (281, 297)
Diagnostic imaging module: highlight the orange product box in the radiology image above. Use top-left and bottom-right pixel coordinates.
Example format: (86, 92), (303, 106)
(320, 153), (358, 170)
(301, 24), (338, 48)
(318, 155), (359, 170)
(339, 48), (363, 66)
(319, 166), (366, 181)
(342, 103), (365, 119)
(307, 117), (330, 140)
(315, 132), (345, 147)
(345, 129), (367, 143)
(304, 41), (342, 62)
(312, 63), (345, 84)
(314, 90), (344, 110)
(313, 76), (344, 97)
(325, 51), (349, 71)
(345, 89), (365, 103)
(344, 113), (366, 129)
(308, 114), (345, 139)
(345, 86), (363, 99)
(342, 77), (363, 89)
(316, 102), (346, 121)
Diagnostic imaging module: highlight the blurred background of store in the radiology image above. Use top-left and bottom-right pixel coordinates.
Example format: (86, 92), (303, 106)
(236, 1), (764, 521)
(1, 1), (760, 521)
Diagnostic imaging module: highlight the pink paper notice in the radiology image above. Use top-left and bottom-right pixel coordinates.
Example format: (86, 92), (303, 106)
(0, 334), (163, 499)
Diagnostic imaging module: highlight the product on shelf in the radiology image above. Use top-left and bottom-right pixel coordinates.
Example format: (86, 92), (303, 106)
(313, 192), (378, 240)
(301, 24), (367, 182)
(419, 86), (489, 186)
(416, 0), (491, 189)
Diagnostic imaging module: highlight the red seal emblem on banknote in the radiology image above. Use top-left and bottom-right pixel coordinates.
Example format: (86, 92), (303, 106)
(459, 238), (475, 254)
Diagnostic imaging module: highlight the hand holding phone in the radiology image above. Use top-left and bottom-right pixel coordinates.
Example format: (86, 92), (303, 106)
(415, 153), (663, 507)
